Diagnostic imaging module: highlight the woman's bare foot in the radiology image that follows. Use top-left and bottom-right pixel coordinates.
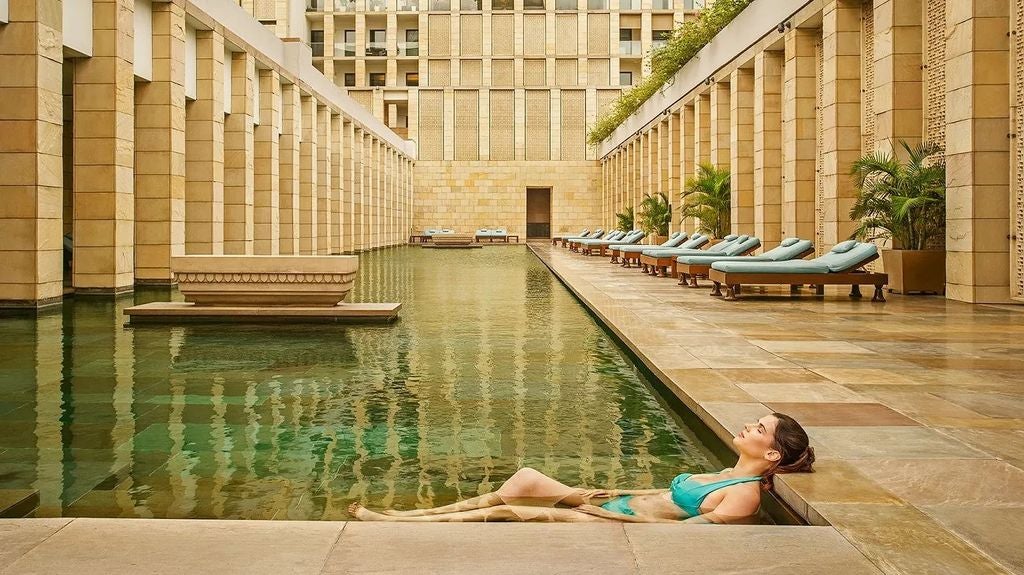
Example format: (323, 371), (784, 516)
(348, 502), (389, 521)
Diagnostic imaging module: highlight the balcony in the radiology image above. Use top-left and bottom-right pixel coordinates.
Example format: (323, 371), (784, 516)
(651, 39), (668, 50)
(398, 0), (420, 9)
(619, 40), (640, 55)
(335, 0), (356, 10)
(367, 0), (388, 11)
(460, 0), (481, 9)
(398, 41), (419, 56)
(652, 0), (671, 9)
(311, 41), (325, 57)
(619, 0), (639, 9)
(336, 42), (356, 56)
(365, 41), (388, 56)
(306, 0), (326, 11)
(427, 0), (450, 9)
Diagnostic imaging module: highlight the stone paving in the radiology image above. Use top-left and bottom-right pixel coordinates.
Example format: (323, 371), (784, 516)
(529, 242), (1024, 575)
(1, 518), (880, 574)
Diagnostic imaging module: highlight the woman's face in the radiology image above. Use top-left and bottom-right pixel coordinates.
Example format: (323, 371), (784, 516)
(733, 415), (781, 462)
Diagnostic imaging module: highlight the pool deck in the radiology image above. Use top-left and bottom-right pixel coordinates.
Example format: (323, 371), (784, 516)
(529, 241), (1023, 575)
(1, 243), (1021, 574)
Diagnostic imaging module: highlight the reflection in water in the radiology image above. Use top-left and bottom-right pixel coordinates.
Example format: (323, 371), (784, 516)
(0, 247), (719, 519)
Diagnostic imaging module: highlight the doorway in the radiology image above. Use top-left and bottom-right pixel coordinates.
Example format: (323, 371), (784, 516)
(526, 188), (551, 239)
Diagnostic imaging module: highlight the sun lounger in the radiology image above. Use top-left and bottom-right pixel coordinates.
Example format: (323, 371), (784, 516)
(611, 232), (687, 265)
(564, 228), (605, 249)
(708, 240), (889, 301)
(553, 228), (589, 246)
(581, 231), (645, 256)
(476, 228), (511, 242)
(676, 237), (812, 287)
(637, 233), (724, 277)
(572, 230), (623, 252)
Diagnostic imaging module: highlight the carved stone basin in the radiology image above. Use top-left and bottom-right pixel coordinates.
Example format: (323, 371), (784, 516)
(171, 256), (359, 306)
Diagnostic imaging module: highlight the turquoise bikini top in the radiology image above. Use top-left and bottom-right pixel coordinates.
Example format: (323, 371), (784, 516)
(670, 472), (762, 517)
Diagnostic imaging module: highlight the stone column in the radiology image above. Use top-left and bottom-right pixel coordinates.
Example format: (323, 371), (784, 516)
(299, 94), (317, 254)
(693, 93), (711, 167)
(945, 1), (1011, 303)
(679, 104), (695, 232)
(73, 0), (135, 292)
(224, 51), (255, 255)
(0, 0), (64, 306)
(254, 69), (281, 255)
(872, 0), (922, 152)
(279, 82), (300, 255)
(185, 28), (225, 255)
(729, 68), (754, 235)
(754, 50), (784, 247)
(331, 112), (343, 254)
(820, 0), (862, 251)
(344, 120), (359, 253)
(668, 111), (680, 233)
(316, 104), (332, 255)
(355, 127), (367, 251)
(135, 0), (186, 284)
(709, 80), (730, 168)
(782, 27), (817, 242)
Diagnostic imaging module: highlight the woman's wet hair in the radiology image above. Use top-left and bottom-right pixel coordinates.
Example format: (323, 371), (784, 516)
(761, 412), (815, 490)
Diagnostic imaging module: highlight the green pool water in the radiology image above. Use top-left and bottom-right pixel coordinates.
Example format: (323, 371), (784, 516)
(0, 246), (720, 520)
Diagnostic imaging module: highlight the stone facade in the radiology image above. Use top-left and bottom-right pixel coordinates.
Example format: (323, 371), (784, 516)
(600, 0), (1024, 304)
(0, 0), (413, 307)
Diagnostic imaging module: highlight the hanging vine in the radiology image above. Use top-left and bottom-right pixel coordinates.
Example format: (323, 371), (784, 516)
(587, 0), (753, 146)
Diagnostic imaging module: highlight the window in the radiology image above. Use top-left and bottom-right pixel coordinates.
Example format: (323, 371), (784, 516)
(587, 0), (607, 8)
(555, 0), (576, 9)
(523, 0), (545, 9)
(343, 29), (355, 56)
(367, 29), (387, 56)
(406, 72), (420, 86)
(619, 29), (639, 55)
(403, 29), (419, 56)
(369, 72), (386, 86)
(652, 29), (671, 49)
(619, 71), (633, 86)
(310, 29), (324, 57)
(429, 0), (450, 9)
(652, 0), (671, 8)
(460, 0), (481, 9)
(344, 73), (356, 86)
(492, 0), (513, 8)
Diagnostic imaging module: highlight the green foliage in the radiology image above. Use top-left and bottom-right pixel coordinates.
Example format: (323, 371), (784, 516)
(615, 206), (635, 232)
(587, 0), (752, 146)
(680, 163), (731, 238)
(637, 192), (672, 236)
(849, 141), (946, 251)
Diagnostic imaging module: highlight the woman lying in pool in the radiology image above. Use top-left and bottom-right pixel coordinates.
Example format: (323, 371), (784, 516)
(348, 412), (814, 524)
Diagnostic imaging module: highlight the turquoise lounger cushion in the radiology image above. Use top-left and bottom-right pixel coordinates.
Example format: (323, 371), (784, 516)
(780, 237), (800, 247)
(643, 247), (709, 257)
(762, 239), (814, 261)
(712, 242), (877, 274)
(670, 231), (682, 239)
(721, 236), (761, 256)
(677, 254), (771, 265)
(831, 239), (858, 253)
(705, 236), (740, 253)
(677, 235), (708, 250)
(662, 233), (688, 247)
(723, 234), (739, 241)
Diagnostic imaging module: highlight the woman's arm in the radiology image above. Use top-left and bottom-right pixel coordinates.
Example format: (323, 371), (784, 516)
(681, 489), (760, 524)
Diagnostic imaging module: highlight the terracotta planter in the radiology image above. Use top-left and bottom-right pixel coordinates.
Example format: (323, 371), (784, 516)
(880, 249), (945, 294)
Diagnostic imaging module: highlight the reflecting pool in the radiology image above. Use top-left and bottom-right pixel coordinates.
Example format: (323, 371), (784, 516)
(0, 246), (720, 519)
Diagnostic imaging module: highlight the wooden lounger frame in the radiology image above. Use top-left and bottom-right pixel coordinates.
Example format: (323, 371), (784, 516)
(707, 253), (889, 302)
(638, 253), (681, 277)
(677, 246), (813, 288)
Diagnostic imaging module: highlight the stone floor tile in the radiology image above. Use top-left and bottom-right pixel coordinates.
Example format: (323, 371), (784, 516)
(774, 460), (902, 524)
(940, 428), (1024, 471)
(0, 518), (72, 569)
(697, 402), (772, 441)
(323, 523), (637, 575)
(815, 503), (1009, 575)
(737, 382), (870, 403)
(923, 506), (1024, 574)
(865, 459), (1024, 507)
(624, 524), (881, 574)
(5, 518), (344, 575)
(764, 403), (919, 427)
(806, 426), (989, 460)
(749, 340), (878, 354)
(712, 368), (829, 384)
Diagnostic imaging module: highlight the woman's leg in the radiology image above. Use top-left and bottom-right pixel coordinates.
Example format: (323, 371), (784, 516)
(352, 503), (616, 523)
(383, 467), (603, 516)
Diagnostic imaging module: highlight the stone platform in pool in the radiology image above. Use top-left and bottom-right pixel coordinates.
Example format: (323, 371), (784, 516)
(529, 241), (1023, 575)
(124, 301), (401, 323)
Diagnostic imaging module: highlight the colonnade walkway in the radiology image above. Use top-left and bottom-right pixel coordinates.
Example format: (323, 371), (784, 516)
(529, 241), (1023, 574)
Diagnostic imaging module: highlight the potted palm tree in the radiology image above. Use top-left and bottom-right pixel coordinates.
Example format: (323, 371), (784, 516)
(615, 206), (634, 232)
(637, 192), (672, 244)
(849, 140), (946, 294)
(680, 163), (731, 241)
